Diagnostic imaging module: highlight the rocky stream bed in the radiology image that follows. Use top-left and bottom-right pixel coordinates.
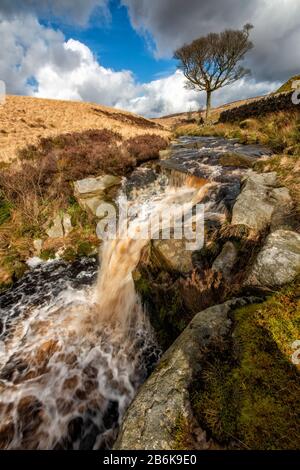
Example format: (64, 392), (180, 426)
(0, 136), (299, 450)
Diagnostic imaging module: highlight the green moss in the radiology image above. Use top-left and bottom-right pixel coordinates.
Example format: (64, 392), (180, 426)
(76, 240), (94, 257)
(192, 281), (300, 449)
(219, 152), (253, 168)
(172, 414), (194, 450)
(40, 248), (56, 261)
(62, 247), (77, 262)
(0, 196), (11, 225)
(276, 75), (300, 94)
(67, 201), (90, 228)
(135, 276), (151, 296)
(0, 252), (28, 289)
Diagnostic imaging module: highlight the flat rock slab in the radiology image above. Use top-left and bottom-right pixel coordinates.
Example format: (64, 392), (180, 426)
(74, 175), (121, 216)
(74, 175), (121, 196)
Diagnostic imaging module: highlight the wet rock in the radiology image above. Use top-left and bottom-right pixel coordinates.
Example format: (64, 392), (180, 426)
(231, 171), (292, 232)
(153, 239), (193, 273)
(212, 241), (237, 279)
(219, 152), (254, 168)
(245, 230), (300, 287)
(103, 401), (119, 430)
(17, 395), (44, 446)
(114, 298), (254, 450)
(74, 175), (121, 216)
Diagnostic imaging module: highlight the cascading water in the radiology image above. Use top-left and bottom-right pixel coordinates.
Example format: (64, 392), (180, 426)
(0, 176), (212, 450)
(0, 136), (270, 449)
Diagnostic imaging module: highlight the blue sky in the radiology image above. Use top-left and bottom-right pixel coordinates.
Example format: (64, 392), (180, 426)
(40, 1), (176, 84)
(0, 0), (298, 116)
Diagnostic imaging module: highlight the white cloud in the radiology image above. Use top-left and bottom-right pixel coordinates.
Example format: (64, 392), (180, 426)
(0, 0), (110, 26)
(0, 13), (280, 118)
(122, 0), (300, 83)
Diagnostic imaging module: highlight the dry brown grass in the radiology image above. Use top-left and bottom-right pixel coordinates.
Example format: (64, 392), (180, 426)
(154, 94), (266, 128)
(0, 95), (169, 163)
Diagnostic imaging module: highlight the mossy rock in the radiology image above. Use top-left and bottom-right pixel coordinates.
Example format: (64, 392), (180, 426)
(192, 281), (300, 449)
(135, 271), (189, 350)
(76, 240), (96, 257)
(40, 248), (56, 261)
(219, 152), (254, 168)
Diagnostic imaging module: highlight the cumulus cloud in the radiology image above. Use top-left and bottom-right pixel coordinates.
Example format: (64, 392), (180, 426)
(0, 0), (109, 26)
(33, 38), (200, 116)
(0, 13), (197, 116)
(122, 0), (300, 83)
(33, 41), (279, 117)
(0, 2), (287, 117)
(0, 12), (280, 117)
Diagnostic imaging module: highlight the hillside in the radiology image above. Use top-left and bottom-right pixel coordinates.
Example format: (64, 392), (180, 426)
(0, 95), (169, 163)
(276, 75), (300, 93)
(154, 94), (267, 128)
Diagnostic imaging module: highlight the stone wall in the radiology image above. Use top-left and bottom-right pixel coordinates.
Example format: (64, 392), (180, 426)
(219, 92), (299, 123)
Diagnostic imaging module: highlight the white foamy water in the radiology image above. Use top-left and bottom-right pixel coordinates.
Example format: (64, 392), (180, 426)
(0, 178), (212, 449)
(0, 135), (254, 449)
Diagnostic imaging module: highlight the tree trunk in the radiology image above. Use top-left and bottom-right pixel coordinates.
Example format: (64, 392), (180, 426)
(206, 89), (212, 120)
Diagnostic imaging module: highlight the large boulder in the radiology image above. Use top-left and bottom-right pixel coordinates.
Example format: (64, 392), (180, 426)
(74, 175), (121, 216)
(231, 171), (292, 232)
(114, 298), (254, 450)
(152, 239), (193, 273)
(246, 229), (300, 287)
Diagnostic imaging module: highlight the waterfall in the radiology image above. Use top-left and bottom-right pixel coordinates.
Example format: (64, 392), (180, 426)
(0, 135), (249, 449)
(0, 178), (210, 450)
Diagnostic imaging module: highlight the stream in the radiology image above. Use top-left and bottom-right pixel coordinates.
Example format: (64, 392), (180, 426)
(0, 136), (271, 449)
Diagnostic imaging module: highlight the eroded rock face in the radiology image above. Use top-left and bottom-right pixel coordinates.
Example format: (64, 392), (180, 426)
(152, 239), (193, 273)
(246, 230), (300, 287)
(74, 175), (121, 216)
(212, 241), (237, 280)
(46, 213), (72, 239)
(46, 215), (64, 238)
(114, 298), (254, 451)
(231, 171), (293, 232)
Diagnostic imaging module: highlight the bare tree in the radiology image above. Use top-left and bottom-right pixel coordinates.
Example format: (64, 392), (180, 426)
(174, 24), (254, 119)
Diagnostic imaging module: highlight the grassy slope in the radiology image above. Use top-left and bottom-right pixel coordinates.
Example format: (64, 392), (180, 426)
(276, 75), (300, 93)
(0, 96), (170, 289)
(154, 95), (266, 128)
(0, 95), (169, 163)
(192, 281), (300, 450)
